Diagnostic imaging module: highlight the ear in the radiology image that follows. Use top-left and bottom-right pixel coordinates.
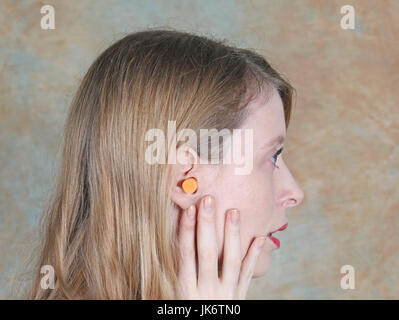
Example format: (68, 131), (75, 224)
(170, 146), (201, 210)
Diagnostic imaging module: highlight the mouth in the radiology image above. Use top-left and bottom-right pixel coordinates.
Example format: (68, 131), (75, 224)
(266, 222), (288, 249)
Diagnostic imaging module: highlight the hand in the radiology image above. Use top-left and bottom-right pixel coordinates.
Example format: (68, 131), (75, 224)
(176, 194), (267, 299)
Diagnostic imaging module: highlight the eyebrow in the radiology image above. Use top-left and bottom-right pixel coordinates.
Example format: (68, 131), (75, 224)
(261, 134), (286, 150)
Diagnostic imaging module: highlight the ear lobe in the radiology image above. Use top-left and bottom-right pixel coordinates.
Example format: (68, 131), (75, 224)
(171, 181), (197, 210)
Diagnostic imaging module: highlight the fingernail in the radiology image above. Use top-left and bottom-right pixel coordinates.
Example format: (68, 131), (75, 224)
(230, 209), (240, 224)
(203, 195), (213, 209)
(257, 237), (266, 248)
(187, 205), (195, 219)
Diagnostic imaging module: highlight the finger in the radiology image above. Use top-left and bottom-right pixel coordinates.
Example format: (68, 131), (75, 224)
(177, 205), (198, 293)
(221, 209), (241, 289)
(197, 195), (219, 287)
(237, 236), (266, 299)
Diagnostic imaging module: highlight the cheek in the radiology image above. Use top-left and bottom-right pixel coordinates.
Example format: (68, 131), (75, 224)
(241, 166), (275, 220)
(237, 169), (275, 259)
(212, 168), (275, 260)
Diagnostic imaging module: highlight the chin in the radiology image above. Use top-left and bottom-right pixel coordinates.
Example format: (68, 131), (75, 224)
(252, 252), (272, 278)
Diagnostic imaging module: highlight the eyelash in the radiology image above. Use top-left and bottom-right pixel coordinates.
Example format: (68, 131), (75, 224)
(270, 148), (283, 169)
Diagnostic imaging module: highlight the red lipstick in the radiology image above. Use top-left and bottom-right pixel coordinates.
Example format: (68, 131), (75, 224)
(267, 223), (288, 249)
(275, 222), (288, 232)
(268, 235), (280, 248)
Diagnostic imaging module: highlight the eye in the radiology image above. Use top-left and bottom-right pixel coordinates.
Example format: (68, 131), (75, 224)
(270, 148), (283, 169)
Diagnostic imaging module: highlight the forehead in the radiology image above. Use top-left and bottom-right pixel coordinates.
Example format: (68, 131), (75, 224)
(240, 87), (286, 147)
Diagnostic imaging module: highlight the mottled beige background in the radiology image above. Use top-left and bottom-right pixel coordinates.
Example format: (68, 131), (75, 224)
(0, 0), (398, 299)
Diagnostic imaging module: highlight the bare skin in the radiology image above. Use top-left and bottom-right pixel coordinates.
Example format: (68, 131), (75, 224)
(176, 194), (266, 300)
(172, 88), (304, 298)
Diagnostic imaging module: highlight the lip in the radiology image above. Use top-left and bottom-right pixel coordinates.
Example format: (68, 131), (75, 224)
(268, 235), (280, 248)
(271, 222), (288, 234)
(267, 222), (288, 249)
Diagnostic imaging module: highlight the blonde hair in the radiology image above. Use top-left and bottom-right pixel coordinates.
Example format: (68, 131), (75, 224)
(30, 29), (294, 299)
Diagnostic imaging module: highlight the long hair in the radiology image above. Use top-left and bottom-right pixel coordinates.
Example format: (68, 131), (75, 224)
(30, 29), (294, 299)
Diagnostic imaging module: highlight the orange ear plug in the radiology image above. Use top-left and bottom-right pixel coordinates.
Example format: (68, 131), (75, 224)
(182, 177), (198, 194)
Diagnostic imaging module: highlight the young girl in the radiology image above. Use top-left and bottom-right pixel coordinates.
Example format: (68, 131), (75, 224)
(30, 29), (304, 299)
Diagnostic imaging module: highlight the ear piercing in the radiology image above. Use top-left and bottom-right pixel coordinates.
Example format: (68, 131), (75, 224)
(182, 177), (198, 194)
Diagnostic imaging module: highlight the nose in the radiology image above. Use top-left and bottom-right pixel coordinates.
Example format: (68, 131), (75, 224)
(276, 158), (304, 208)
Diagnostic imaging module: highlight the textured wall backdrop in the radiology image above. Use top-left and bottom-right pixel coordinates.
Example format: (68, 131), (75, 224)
(0, 0), (398, 299)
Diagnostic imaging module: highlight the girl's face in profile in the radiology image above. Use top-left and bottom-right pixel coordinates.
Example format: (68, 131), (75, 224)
(196, 87), (304, 277)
